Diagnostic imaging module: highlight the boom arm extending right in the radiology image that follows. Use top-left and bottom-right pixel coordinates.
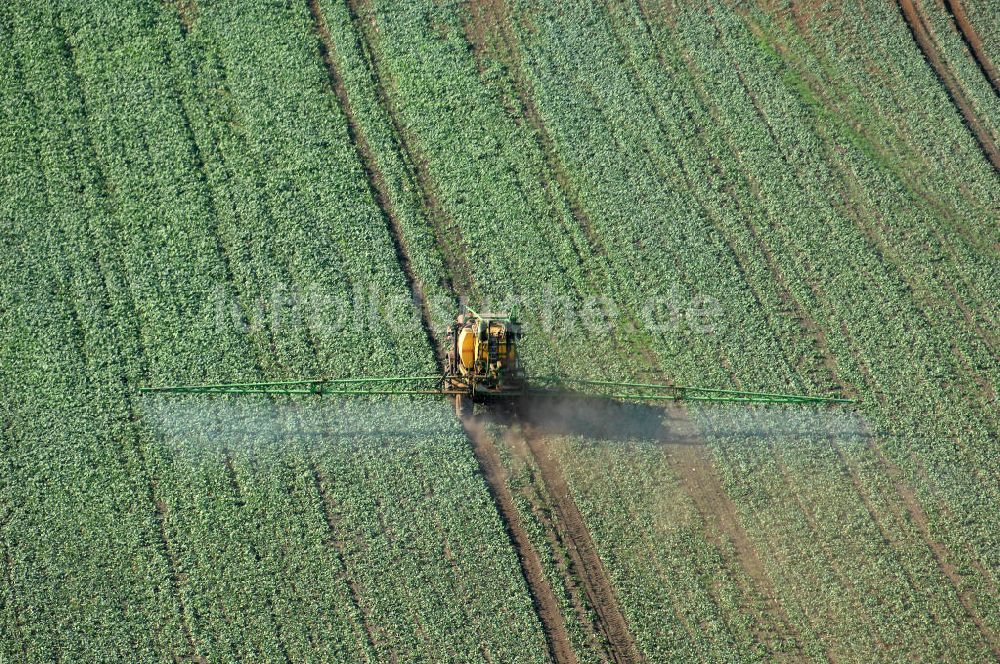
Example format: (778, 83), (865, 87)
(530, 376), (854, 405)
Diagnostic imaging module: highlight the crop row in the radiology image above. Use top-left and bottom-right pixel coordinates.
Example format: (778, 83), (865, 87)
(679, 2), (997, 653)
(501, 0), (995, 658)
(742, 0), (998, 247)
(0, 0), (547, 660)
(352, 0), (659, 383)
(961, 0), (1000, 69)
(356, 0), (847, 658)
(909, 0), (1000, 144)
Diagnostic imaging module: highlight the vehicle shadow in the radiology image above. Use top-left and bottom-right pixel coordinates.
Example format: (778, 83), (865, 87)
(485, 395), (701, 445)
(483, 395), (873, 446)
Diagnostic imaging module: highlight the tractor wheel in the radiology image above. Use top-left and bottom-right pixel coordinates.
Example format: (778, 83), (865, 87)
(454, 394), (471, 419)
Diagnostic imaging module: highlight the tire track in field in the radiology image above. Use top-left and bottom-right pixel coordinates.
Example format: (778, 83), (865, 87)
(154, 9), (332, 656)
(670, 15), (996, 624)
(309, 466), (384, 661)
(501, 431), (613, 658)
(823, 436), (956, 649)
(898, 482), (999, 657)
(461, 0), (665, 379)
(462, 418), (579, 664)
(463, 0), (659, 644)
(463, 0), (607, 263)
(620, 8), (849, 649)
(870, 449), (1000, 657)
(769, 442), (892, 654)
(466, 2), (797, 655)
(340, 0), (477, 298)
(308, 4), (578, 657)
(695, 6), (999, 647)
(719, 8), (998, 487)
(706, 0), (998, 474)
(162, 6), (408, 653)
(660, 406), (807, 656)
(160, 3), (286, 372)
(724, 9), (998, 406)
(843, 441), (998, 655)
(897, 0), (1000, 170)
(833, 307), (995, 640)
(157, 24), (368, 660)
(166, 0), (197, 34)
(159, 14), (385, 659)
(465, 2), (686, 381)
(603, 6), (824, 652)
(0, 536), (29, 664)
(777, 0), (996, 251)
(99, 4), (344, 655)
(459, 5), (663, 657)
(520, 427), (643, 664)
(306, 0), (441, 366)
(169, 2), (486, 654)
(306, 3), (506, 650)
(942, 0), (1000, 98)
(147, 478), (205, 663)
(642, 3), (929, 651)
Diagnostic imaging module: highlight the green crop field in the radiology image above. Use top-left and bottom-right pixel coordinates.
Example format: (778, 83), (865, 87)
(1, 0), (997, 661)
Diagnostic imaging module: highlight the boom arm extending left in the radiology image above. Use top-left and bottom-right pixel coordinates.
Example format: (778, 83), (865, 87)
(139, 375), (853, 405)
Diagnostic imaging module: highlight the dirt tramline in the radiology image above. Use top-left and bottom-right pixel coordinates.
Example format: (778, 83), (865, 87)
(1, 0), (996, 660)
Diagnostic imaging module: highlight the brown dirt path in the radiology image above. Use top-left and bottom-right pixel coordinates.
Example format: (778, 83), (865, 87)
(521, 427), (644, 664)
(343, 0), (477, 298)
(167, 0), (196, 33)
(897, 0), (1000, 170)
(306, 0), (442, 366)
(943, 0), (1000, 97)
(462, 417), (579, 664)
(464, 0), (608, 262)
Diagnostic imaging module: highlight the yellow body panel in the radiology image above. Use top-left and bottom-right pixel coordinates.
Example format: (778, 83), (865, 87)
(458, 327), (477, 370)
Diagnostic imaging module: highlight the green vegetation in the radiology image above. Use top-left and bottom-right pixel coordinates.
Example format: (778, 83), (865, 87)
(2, 1), (544, 660)
(2, 0), (996, 661)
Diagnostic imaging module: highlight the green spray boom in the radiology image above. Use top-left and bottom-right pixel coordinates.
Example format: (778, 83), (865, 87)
(139, 310), (854, 410)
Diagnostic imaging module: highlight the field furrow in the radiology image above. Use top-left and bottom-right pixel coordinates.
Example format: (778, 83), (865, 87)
(897, 0), (1000, 169)
(943, 0), (1000, 95)
(2, 0), (996, 660)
